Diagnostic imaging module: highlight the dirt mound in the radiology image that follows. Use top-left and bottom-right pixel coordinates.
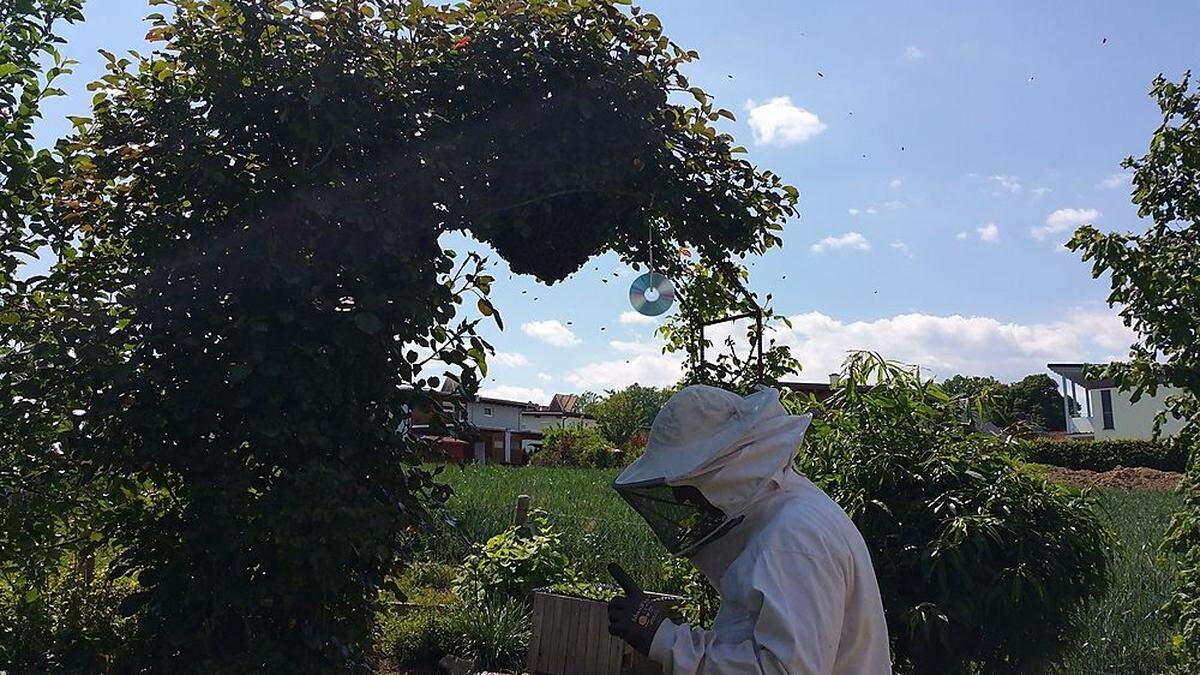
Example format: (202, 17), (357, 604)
(1042, 464), (1182, 491)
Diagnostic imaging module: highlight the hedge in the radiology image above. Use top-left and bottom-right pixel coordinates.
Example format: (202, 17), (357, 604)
(1020, 437), (1187, 473)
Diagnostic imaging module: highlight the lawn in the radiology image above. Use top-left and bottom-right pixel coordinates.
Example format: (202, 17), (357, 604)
(430, 464), (1183, 674)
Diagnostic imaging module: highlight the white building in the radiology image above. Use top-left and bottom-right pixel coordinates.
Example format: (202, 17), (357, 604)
(459, 392), (596, 464)
(1048, 363), (1185, 440)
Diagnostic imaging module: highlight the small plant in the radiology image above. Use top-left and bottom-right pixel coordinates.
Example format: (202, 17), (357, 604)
(444, 593), (532, 672)
(454, 511), (580, 604)
(373, 607), (452, 666)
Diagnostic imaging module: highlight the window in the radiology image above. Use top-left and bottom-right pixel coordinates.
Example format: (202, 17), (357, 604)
(483, 407), (493, 417)
(1099, 389), (1115, 430)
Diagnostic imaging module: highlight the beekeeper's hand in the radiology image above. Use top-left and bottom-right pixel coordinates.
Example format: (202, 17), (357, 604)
(607, 562), (668, 656)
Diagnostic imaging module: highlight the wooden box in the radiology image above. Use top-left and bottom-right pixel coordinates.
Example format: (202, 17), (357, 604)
(525, 589), (680, 675)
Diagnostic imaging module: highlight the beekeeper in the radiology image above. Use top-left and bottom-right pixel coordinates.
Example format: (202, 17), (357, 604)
(607, 385), (891, 674)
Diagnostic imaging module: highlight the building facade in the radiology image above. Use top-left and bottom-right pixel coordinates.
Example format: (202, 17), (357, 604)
(1048, 363), (1184, 440)
(413, 388), (596, 465)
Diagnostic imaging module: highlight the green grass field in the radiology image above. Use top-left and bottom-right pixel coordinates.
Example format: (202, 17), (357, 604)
(430, 465), (1183, 674)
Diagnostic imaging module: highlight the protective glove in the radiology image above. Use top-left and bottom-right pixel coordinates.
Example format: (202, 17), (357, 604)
(607, 562), (668, 656)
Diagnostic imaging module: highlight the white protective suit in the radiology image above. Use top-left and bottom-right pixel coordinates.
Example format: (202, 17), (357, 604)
(613, 385), (892, 675)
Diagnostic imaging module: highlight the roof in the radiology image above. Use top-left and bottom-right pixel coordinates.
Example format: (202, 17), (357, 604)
(521, 410), (596, 419)
(475, 396), (539, 408)
(550, 393), (580, 413)
(1047, 363), (1115, 389)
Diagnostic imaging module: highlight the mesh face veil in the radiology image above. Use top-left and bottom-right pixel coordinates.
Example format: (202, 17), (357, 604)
(612, 385), (813, 557)
(614, 480), (744, 557)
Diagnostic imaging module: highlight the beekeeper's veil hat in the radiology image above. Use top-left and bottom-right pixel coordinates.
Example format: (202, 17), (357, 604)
(613, 384), (812, 556)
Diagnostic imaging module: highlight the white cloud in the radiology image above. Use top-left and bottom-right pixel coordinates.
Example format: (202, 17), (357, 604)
(744, 97), (827, 145)
(905, 46), (926, 59)
(848, 206), (878, 216)
(521, 319), (580, 347)
(619, 311), (656, 325)
(977, 223), (999, 243)
(811, 231), (870, 253)
(890, 240), (914, 258)
(889, 178), (903, 189)
(561, 306), (1135, 392)
(989, 174), (1022, 193)
(1031, 207), (1099, 240)
(608, 340), (660, 355)
(955, 231), (968, 240)
(883, 200), (905, 210)
(536, 372), (553, 381)
(491, 351), (530, 367)
(1031, 186), (1052, 197)
(479, 385), (550, 405)
(565, 353), (684, 390)
(1099, 172), (1131, 189)
(773, 308), (1135, 382)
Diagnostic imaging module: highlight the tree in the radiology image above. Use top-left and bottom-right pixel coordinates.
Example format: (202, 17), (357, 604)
(1004, 374), (1067, 432)
(16, 1), (797, 670)
(940, 373), (1070, 432)
(0, 2), (136, 670)
(939, 374), (1001, 399)
(1070, 72), (1200, 665)
(581, 384), (673, 448)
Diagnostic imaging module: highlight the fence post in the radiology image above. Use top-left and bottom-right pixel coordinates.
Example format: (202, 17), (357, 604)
(513, 494), (531, 527)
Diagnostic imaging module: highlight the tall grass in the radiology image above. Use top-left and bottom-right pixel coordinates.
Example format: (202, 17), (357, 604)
(432, 465), (1182, 673)
(1049, 489), (1182, 675)
(428, 465), (673, 591)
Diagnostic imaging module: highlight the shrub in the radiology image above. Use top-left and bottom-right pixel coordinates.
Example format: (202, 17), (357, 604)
(1020, 437), (1187, 473)
(373, 607), (451, 666)
(454, 511), (580, 604)
(796, 353), (1111, 674)
(530, 426), (619, 468)
(0, 548), (136, 672)
(444, 594), (532, 672)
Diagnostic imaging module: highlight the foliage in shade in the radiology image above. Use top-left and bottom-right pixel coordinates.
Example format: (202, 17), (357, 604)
(795, 352), (1111, 674)
(1068, 71), (1200, 667)
(1019, 437), (1188, 473)
(0, 0), (796, 670)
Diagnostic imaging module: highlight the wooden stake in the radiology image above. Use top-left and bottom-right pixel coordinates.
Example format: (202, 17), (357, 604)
(513, 493), (531, 527)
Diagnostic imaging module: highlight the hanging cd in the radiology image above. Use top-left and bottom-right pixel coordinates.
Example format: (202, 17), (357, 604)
(629, 272), (676, 316)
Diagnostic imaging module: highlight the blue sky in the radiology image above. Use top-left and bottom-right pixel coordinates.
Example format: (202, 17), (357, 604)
(32, 1), (1199, 402)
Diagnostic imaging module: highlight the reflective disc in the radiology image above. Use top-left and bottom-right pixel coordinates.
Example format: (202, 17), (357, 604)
(629, 272), (676, 316)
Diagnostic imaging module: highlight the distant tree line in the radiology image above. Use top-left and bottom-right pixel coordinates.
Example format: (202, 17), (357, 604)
(940, 373), (1076, 433)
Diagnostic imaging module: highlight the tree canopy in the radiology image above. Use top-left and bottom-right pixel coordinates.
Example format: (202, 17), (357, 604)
(1, 0), (797, 670)
(941, 373), (1070, 433)
(1070, 71), (1200, 666)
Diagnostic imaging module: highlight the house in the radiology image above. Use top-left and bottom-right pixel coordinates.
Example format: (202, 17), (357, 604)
(778, 374), (841, 404)
(411, 384), (596, 465)
(517, 393), (597, 434)
(1047, 363), (1185, 440)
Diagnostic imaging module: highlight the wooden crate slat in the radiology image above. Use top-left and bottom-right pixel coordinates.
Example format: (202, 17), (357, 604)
(526, 591), (547, 674)
(585, 599), (606, 675)
(571, 596), (593, 673)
